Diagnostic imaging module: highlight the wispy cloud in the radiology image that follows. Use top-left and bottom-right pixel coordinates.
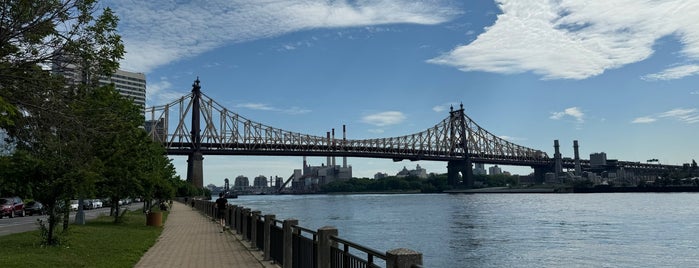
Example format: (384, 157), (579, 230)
(499, 135), (527, 141)
(642, 65), (699, 81)
(631, 117), (657, 124)
(236, 103), (311, 115)
(361, 111), (406, 126)
(632, 108), (699, 124)
(145, 77), (188, 107)
(550, 107), (585, 123)
(432, 102), (458, 112)
(428, 0), (699, 80)
(691, 91), (699, 95)
(106, 0), (460, 72)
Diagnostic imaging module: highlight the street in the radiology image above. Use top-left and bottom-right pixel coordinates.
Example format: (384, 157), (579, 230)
(0, 203), (144, 237)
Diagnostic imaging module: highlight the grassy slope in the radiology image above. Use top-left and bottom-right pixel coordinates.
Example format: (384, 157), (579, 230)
(0, 210), (166, 267)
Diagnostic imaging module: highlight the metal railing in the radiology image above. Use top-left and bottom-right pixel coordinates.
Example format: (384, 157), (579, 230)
(330, 235), (386, 268)
(186, 199), (422, 268)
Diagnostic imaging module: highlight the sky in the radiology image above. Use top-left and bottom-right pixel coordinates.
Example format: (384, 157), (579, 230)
(102, 0), (699, 187)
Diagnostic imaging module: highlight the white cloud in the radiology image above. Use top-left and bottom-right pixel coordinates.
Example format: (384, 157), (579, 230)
(237, 103), (275, 111)
(145, 78), (189, 107)
(632, 108), (699, 124)
(432, 102), (458, 112)
(631, 117), (657, 124)
(691, 91), (699, 95)
(499, 135), (527, 141)
(361, 111), (406, 126)
(550, 107), (584, 123)
(428, 0), (699, 80)
(642, 64), (699, 81)
(106, 0), (460, 72)
(236, 103), (311, 115)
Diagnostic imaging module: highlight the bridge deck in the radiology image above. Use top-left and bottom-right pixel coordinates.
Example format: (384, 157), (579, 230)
(135, 201), (276, 268)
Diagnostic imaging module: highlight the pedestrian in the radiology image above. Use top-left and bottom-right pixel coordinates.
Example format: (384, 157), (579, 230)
(215, 192), (228, 232)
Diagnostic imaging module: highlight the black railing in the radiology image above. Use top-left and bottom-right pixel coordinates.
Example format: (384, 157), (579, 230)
(330, 235), (386, 268)
(186, 199), (422, 268)
(293, 225), (318, 268)
(270, 220), (284, 264)
(256, 219), (265, 250)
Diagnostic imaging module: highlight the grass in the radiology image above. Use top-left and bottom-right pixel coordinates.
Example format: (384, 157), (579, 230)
(0, 209), (167, 268)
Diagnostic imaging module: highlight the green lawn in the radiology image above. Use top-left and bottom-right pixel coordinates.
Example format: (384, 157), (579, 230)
(0, 210), (166, 268)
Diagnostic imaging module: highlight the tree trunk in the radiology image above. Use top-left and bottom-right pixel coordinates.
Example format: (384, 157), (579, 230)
(62, 199), (69, 231)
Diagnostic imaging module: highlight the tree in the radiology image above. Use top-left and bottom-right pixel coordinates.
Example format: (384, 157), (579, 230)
(1, 0), (124, 244)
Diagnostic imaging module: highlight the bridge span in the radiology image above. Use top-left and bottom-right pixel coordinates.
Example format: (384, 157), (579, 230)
(145, 79), (679, 188)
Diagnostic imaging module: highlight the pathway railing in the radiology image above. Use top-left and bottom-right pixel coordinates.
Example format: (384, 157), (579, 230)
(189, 199), (423, 268)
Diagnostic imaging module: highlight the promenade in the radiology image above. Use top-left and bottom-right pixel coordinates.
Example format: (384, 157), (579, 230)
(135, 201), (277, 268)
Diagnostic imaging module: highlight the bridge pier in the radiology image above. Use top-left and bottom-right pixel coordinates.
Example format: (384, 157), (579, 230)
(187, 152), (204, 189)
(447, 160), (473, 188)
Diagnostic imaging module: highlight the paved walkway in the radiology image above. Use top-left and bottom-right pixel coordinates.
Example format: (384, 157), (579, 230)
(135, 202), (277, 268)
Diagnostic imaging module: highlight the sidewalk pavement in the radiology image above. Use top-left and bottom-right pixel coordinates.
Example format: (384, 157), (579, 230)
(135, 201), (278, 268)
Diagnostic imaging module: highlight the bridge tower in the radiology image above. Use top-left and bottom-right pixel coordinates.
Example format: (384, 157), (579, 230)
(447, 104), (474, 188)
(186, 78), (204, 188)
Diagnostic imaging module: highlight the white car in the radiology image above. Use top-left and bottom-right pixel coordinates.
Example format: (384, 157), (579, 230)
(69, 200), (79, 211)
(91, 199), (103, 208)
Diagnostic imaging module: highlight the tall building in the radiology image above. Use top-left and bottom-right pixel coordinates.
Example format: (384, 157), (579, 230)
(99, 69), (146, 113)
(253, 175), (268, 187)
(489, 165), (502, 175)
(52, 60), (147, 115)
(144, 118), (166, 142)
(234, 175), (249, 188)
(474, 163), (487, 175)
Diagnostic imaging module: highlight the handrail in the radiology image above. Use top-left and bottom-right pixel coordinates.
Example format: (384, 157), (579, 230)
(329, 234), (387, 261)
(292, 225), (317, 235)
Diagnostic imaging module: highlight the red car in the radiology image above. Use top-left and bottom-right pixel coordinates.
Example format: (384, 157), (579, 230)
(0, 197), (25, 218)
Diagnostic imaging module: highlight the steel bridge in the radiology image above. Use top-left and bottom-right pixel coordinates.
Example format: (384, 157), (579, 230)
(145, 79), (678, 188)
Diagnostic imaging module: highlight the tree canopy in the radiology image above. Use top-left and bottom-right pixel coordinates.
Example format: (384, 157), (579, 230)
(0, 0), (182, 245)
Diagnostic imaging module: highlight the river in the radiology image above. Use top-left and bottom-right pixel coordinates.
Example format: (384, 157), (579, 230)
(226, 193), (699, 267)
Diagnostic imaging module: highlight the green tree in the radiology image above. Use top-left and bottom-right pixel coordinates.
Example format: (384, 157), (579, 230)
(1, 0), (124, 244)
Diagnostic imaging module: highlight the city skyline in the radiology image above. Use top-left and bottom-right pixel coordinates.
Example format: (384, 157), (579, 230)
(103, 0), (699, 186)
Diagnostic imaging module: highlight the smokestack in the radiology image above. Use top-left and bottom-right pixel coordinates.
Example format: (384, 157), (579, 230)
(554, 140), (562, 177)
(332, 128), (336, 167)
(326, 131), (331, 167)
(343, 125), (347, 168)
(574, 140), (581, 176)
(303, 156), (307, 168)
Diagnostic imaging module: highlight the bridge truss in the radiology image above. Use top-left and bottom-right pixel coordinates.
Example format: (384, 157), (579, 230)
(145, 85), (549, 166)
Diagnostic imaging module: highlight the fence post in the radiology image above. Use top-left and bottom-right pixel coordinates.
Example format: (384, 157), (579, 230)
(242, 208), (251, 240)
(386, 248), (422, 268)
(236, 206), (243, 234)
(227, 205), (235, 229)
(250, 211), (261, 248)
(263, 214), (276, 261)
(282, 218), (298, 268)
(317, 226), (338, 268)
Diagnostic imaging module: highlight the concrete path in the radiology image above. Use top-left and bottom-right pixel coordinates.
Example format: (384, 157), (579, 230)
(135, 201), (277, 268)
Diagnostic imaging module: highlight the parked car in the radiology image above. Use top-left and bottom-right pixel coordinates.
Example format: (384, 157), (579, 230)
(25, 201), (45, 216)
(0, 197), (25, 218)
(69, 200), (79, 211)
(82, 199), (94, 210)
(91, 199), (103, 209)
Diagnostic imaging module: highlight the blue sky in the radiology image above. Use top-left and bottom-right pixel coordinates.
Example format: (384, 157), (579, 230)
(104, 0), (699, 187)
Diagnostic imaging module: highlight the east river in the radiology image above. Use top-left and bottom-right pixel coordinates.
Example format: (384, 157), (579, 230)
(227, 193), (699, 267)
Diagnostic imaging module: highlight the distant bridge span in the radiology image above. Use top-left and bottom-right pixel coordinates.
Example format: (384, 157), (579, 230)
(145, 79), (677, 188)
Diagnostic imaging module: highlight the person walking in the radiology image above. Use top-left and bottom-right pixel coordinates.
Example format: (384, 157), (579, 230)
(215, 193), (228, 232)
